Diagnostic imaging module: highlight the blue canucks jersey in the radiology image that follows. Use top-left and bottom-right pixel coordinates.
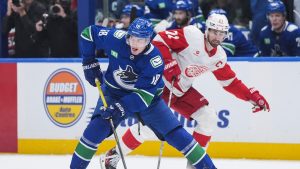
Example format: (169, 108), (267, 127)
(222, 25), (258, 57)
(80, 25), (165, 114)
(259, 21), (300, 56)
(144, 0), (173, 24)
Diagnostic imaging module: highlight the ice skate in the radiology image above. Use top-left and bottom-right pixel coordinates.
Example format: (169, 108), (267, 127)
(100, 148), (120, 169)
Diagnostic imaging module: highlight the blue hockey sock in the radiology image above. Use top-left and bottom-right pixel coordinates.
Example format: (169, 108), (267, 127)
(70, 116), (112, 169)
(165, 127), (216, 169)
(70, 137), (98, 169)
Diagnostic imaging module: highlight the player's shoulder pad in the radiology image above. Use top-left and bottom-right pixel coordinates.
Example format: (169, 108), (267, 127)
(183, 25), (204, 40)
(184, 25), (203, 35)
(286, 22), (299, 32)
(112, 29), (127, 40)
(145, 44), (164, 69)
(81, 26), (94, 42)
(81, 25), (114, 42)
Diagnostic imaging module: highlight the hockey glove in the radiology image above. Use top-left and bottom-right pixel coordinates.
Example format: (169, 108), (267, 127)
(249, 88), (270, 113)
(82, 58), (103, 87)
(100, 102), (126, 120)
(164, 59), (181, 82)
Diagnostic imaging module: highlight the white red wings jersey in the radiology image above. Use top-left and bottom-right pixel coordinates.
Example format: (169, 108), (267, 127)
(152, 25), (252, 101)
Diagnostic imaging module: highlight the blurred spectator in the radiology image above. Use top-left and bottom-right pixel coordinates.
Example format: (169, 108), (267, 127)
(35, 0), (78, 57)
(109, 0), (129, 19)
(166, 0), (204, 30)
(144, 0), (173, 25)
(116, 4), (144, 30)
(258, 1), (300, 56)
(208, 9), (259, 57)
(189, 0), (205, 22)
(250, 0), (278, 46)
(2, 0), (48, 57)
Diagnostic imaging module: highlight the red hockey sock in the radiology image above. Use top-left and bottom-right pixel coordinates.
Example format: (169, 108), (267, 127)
(193, 132), (211, 148)
(122, 129), (142, 150)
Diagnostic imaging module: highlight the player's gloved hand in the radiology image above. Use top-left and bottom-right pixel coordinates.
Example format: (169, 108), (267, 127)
(100, 102), (126, 120)
(164, 59), (181, 82)
(249, 88), (270, 113)
(82, 58), (103, 87)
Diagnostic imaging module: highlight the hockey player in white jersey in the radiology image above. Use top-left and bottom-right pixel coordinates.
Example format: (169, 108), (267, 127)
(101, 14), (270, 169)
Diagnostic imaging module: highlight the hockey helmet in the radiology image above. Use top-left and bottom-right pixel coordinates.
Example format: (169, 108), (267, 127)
(173, 0), (192, 12)
(205, 13), (229, 32)
(267, 1), (286, 15)
(128, 18), (153, 39)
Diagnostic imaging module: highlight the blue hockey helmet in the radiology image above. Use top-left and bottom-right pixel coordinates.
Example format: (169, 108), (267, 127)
(173, 0), (192, 11)
(267, 1), (286, 15)
(127, 18), (153, 38)
(122, 4), (144, 17)
(208, 8), (227, 17)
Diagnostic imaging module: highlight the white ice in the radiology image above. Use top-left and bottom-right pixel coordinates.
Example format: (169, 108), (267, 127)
(0, 154), (300, 169)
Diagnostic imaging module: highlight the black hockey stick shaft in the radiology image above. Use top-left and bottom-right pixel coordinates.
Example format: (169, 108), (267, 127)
(95, 79), (128, 169)
(157, 76), (176, 169)
(130, 6), (137, 24)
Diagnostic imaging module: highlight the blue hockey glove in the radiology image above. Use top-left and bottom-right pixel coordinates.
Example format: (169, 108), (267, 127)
(100, 102), (126, 120)
(82, 58), (103, 87)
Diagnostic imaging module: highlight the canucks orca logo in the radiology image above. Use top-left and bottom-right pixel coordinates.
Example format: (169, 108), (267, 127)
(113, 65), (138, 90)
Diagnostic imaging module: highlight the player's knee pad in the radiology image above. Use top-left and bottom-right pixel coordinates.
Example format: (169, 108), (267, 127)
(191, 105), (218, 136)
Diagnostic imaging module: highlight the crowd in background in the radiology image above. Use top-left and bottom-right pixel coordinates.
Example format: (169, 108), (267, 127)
(1, 0), (300, 58)
(1, 0), (78, 58)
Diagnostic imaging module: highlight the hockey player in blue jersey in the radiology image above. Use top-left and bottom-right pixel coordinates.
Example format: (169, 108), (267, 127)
(167, 0), (204, 30)
(70, 18), (217, 169)
(208, 9), (259, 57)
(117, 4), (144, 30)
(258, 1), (300, 56)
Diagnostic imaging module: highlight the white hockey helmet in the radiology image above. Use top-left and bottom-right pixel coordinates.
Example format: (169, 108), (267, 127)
(205, 13), (229, 33)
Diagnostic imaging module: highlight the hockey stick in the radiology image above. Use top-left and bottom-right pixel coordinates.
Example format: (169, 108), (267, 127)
(95, 79), (128, 169)
(157, 76), (176, 169)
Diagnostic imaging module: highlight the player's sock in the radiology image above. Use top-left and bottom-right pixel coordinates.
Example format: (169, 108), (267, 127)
(193, 132), (211, 148)
(70, 137), (98, 169)
(71, 117), (111, 169)
(120, 128), (143, 154)
(165, 127), (216, 169)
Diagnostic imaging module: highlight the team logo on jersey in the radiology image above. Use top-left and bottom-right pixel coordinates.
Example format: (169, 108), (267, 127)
(114, 30), (126, 39)
(185, 65), (209, 77)
(113, 65), (138, 90)
(81, 26), (93, 42)
(43, 69), (86, 128)
(150, 55), (163, 68)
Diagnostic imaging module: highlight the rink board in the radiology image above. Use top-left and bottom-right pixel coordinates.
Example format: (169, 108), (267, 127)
(0, 58), (300, 160)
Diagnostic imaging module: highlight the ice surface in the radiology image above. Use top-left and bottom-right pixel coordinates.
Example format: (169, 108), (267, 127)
(0, 154), (300, 169)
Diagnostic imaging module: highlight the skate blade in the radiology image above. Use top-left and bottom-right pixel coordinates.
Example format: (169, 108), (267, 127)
(99, 155), (106, 169)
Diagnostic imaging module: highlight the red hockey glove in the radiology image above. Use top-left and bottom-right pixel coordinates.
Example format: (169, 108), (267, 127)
(249, 88), (270, 113)
(164, 59), (181, 82)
